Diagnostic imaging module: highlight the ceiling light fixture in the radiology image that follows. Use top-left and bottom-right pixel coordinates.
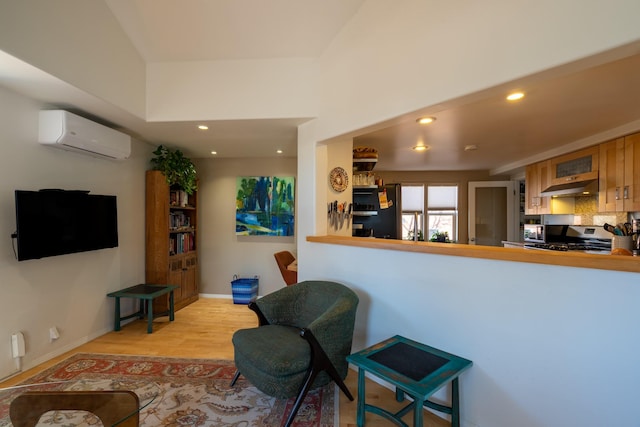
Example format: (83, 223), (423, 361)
(506, 92), (525, 101)
(416, 117), (436, 125)
(413, 145), (430, 152)
(276, 149), (283, 154)
(198, 125), (209, 130)
(211, 151), (217, 155)
(464, 144), (478, 151)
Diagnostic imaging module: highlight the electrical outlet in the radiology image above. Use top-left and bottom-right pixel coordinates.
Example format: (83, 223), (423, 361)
(49, 327), (60, 342)
(11, 332), (25, 357)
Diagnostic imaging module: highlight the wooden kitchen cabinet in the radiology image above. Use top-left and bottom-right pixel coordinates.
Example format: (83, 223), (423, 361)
(549, 146), (599, 187)
(525, 160), (551, 214)
(145, 170), (199, 313)
(599, 132), (640, 212)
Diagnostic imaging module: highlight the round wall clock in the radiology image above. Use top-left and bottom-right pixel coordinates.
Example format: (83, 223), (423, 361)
(329, 167), (348, 192)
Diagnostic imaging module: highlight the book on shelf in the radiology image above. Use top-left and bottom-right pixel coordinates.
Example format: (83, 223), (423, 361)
(169, 232), (196, 255)
(170, 189), (190, 207)
(170, 211), (191, 230)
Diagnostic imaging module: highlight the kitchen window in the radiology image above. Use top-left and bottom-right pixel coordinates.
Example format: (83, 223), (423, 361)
(427, 185), (458, 242)
(401, 184), (458, 241)
(401, 185), (424, 241)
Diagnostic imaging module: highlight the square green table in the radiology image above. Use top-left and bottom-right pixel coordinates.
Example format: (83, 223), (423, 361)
(107, 284), (179, 334)
(346, 335), (473, 427)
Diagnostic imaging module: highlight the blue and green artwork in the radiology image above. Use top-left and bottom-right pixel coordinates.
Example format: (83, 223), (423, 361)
(236, 176), (295, 236)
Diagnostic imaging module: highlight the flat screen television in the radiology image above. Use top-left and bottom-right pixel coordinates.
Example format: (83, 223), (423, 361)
(14, 189), (118, 261)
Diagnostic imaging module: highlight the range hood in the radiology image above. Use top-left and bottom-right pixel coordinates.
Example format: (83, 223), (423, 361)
(540, 179), (598, 197)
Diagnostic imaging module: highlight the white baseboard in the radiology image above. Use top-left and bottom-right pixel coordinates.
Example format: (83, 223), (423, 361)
(198, 293), (261, 300)
(198, 293), (233, 299)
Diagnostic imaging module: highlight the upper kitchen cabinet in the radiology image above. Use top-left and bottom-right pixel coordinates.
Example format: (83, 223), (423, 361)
(525, 160), (552, 214)
(549, 146), (599, 187)
(599, 137), (625, 212)
(599, 132), (640, 212)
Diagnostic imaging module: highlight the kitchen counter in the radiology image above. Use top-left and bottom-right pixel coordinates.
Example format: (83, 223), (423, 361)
(502, 241), (525, 248)
(307, 235), (640, 273)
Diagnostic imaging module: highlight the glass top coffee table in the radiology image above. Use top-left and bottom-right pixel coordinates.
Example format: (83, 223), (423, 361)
(0, 382), (157, 427)
(347, 335), (472, 427)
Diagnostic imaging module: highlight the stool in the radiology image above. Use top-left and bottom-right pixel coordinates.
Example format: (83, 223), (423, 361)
(346, 335), (472, 427)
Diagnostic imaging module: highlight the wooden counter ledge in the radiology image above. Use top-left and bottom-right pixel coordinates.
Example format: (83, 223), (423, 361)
(307, 235), (640, 274)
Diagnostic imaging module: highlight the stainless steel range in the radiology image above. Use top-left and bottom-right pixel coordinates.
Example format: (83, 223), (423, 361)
(523, 224), (612, 253)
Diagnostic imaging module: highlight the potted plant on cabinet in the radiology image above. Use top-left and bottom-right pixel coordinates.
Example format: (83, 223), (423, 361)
(150, 145), (197, 194)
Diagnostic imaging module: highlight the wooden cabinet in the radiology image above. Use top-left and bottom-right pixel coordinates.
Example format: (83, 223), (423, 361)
(549, 146), (599, 187)
(145, 170), (199, 313)
(524, 160), (552, 214)
(599, 137), (624, 212)
(623, 133), (640, 211)
(599, 132), (640, 212)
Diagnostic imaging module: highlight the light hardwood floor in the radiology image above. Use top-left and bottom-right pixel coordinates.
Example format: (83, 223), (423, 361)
(1, 298), (448, 427)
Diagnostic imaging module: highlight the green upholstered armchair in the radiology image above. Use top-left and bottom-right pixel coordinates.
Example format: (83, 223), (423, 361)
(231, 280), (359, 426)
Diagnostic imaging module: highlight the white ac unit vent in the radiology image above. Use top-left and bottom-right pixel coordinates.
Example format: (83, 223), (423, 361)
(39, 110), (131, 160)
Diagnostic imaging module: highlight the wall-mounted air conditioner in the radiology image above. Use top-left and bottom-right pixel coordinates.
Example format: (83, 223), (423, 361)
(38, 110), (131, 160)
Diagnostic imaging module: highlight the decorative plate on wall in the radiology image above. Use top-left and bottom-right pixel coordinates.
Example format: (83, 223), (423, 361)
(329, 167), (348, 192)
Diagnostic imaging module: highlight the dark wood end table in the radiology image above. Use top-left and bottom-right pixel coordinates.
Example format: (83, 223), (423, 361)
(107, 284), (179, 334)
(346, 335), (473, 427)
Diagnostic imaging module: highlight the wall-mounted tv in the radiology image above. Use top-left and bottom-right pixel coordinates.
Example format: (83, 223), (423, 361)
(14, 189), (118, 261)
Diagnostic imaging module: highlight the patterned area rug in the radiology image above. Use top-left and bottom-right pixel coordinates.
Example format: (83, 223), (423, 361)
(0, 353), (336, 427)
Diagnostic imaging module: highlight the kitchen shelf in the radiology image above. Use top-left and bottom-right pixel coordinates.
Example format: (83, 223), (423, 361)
(353, 158), (378, 172)
(353, 211), (378, 216)
(353, 185), (379, 190)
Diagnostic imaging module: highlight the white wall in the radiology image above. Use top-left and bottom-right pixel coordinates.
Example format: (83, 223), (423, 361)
(326, 139), (353, 236)
(299, 240), (640, 427)
(147, 59), (318, 121)
(194, 157), (297, 297)
(0, 86), (151, 379)
(0, 0), (146, 118)
(315, 0), (640, 142)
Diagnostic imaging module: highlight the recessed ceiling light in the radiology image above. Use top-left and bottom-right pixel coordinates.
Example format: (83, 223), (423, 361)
(198, 125), (209, 130)
(276, 149), (283, 154)
(464, 144), (478, 151)
(416, 117), (436, 125)
(413, 145), (430, 152)
(506, 92), (525, 101)
(211, 151), (217, 155)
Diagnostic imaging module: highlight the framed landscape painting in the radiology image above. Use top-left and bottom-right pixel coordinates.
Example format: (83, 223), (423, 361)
(236, 176), (295, 236)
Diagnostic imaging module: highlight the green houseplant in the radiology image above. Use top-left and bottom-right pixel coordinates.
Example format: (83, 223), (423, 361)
(429, 231), (450, 243)
(150, 145), (197, 194)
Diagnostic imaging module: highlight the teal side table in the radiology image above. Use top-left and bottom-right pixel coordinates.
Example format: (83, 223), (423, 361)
(107, 284), (179, 333)
(346, 335), (472, 427)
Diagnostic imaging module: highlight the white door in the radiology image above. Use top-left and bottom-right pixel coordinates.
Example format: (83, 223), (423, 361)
(468, 181), (518, 246)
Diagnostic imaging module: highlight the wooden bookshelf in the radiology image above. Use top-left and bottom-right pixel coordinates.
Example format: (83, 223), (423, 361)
(145, 170), (198, 313)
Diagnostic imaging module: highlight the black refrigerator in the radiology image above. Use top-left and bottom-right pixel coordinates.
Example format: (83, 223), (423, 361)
(352, 183), (402, 239)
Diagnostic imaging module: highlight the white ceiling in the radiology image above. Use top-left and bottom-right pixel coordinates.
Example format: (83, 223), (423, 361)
(2, 0), (640, 174)
(105, 0), (365, 62)
(355, 53), (640, 174)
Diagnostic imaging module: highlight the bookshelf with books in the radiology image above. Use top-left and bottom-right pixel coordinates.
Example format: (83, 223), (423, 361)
(145, 170), (198, 313)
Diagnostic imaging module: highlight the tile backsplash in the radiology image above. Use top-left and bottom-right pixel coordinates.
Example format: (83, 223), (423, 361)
(573, 195), (627, 225)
